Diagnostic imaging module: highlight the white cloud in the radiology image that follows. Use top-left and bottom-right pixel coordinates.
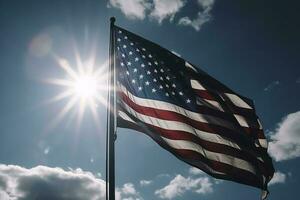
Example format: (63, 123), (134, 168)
(178, 0), (215, 31)
(121, 183), (137, 195)
(0, 164), (142, 200)
(264, 80), (280, 91)
(188, 167), (204, 175)
(268, 111), (300, 161)
(150, 0), (186, 23)
(268, 171), (286, 186)
(118, 183), (143, 200)
(155, 174), (213, 199)
(140, 180), (152, 186)
(108, 0), (151, 20)
(194, 177), (213, 194)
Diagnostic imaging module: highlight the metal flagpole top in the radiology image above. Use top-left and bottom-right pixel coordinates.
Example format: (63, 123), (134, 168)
(110, 17), (116, 24)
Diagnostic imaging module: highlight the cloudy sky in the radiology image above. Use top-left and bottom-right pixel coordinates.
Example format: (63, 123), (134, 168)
(0, 0), (299, 199)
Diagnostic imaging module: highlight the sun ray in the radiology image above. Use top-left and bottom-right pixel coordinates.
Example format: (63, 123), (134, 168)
(94, 59), (109, 78)
(72, 39), (84, 76)
(45, 89), (74, 104)
(75, 98), (86, 130)
(52, 54), (79, 80)
(88, 98), (101, 130)
(86, 40), (98, 74)
(44, 78), (74, 87)
(95, 94), (108, 108)
(55, 96), (78, 121)
(46, 96), (78, 131)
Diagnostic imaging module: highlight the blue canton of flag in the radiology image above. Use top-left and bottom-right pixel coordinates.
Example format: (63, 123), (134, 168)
(115, 28), (195, 111)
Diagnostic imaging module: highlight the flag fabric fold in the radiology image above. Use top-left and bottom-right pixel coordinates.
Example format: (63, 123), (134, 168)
(114, 25), (274, 198)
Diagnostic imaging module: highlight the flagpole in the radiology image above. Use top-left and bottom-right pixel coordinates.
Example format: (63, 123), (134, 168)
(106, 16), (116, 200)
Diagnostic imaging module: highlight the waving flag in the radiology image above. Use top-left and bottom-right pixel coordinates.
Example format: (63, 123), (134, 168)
(114, 25), (274, 199)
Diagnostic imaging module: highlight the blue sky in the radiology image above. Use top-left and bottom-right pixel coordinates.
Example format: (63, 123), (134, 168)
(0, 0), (299, 199)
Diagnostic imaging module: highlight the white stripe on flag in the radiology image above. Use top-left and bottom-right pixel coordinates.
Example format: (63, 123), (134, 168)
(258, 139), (268, 149)
(191, 79), (205, 90)
(234, 114), (249, 127)
(191, 80), (224, 111)
(185, 62), (198, 72)
(224, 93), (252, 109)
(118, 110), (136, 124)
(257, 119), (263, 130)
(196, 98), (224, 112)
(161, 137), (257, 175)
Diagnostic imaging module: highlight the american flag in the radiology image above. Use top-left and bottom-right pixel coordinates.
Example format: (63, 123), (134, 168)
(114, 25), (274, 198)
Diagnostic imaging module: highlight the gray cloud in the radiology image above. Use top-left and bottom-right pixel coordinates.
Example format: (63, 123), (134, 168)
(268, 111), (300, 161)
(268, 171), (287, 186)
(178, 0), (215, 31)
(0, 164), (141, 200)
(0, 164), (106, 200)
(109, 0), (185, 23)
(109, 0), (214, 31)
(108, 0), (152, 20)
(149, 0), (186, 23)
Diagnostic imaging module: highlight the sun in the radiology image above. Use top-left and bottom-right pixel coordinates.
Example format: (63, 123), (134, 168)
(44, 53), (109, 130)
(73, 75), (98, 99)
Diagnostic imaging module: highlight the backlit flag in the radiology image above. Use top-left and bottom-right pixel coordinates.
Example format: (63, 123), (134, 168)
(114, 25), (274, 199)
